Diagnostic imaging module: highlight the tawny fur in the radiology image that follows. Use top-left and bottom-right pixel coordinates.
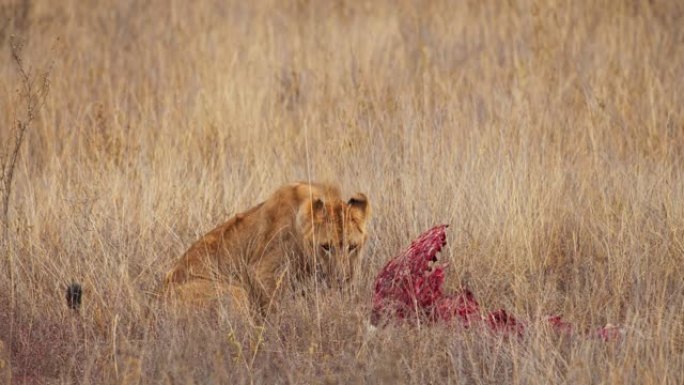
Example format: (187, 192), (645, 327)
(162, 182), (371, 313)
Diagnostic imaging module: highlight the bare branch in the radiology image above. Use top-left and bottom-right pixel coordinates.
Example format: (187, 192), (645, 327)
(1, 35), (52, 242)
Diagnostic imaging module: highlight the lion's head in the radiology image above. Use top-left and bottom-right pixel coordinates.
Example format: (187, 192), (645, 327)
(296, 191), (371, 287)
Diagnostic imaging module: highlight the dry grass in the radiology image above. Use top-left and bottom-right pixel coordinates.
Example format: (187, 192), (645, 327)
(1, 0), (684, 383)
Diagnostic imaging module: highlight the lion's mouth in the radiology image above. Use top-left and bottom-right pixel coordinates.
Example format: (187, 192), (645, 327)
(310, 269), (340, 291)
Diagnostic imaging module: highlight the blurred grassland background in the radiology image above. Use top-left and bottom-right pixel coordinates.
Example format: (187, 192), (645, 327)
(0, 0), (683, 383)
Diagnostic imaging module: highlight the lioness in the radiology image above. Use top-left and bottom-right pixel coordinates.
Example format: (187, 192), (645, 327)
(162, 182), (371, 314)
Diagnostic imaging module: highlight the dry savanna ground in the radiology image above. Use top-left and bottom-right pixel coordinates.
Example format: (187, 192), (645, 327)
(1, 0), (684, 384)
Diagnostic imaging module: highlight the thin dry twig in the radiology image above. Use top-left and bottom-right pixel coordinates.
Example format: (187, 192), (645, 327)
(1, 35), (52, 241)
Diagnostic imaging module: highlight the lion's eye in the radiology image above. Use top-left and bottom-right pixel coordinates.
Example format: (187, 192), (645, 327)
(320, 244), (332, 252)
(348, 244), (358, 252)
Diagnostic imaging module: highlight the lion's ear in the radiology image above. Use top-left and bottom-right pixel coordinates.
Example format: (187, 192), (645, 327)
(311, 198), (325, 219)
(348, 193), (370, 222)
(297, 197), (327, 230)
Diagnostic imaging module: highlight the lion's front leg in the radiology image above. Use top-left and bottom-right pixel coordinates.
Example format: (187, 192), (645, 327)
(248, 257), (291, 315)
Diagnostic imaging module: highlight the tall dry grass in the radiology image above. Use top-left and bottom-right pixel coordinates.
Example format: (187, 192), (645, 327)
(1, 0), (683, 383)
